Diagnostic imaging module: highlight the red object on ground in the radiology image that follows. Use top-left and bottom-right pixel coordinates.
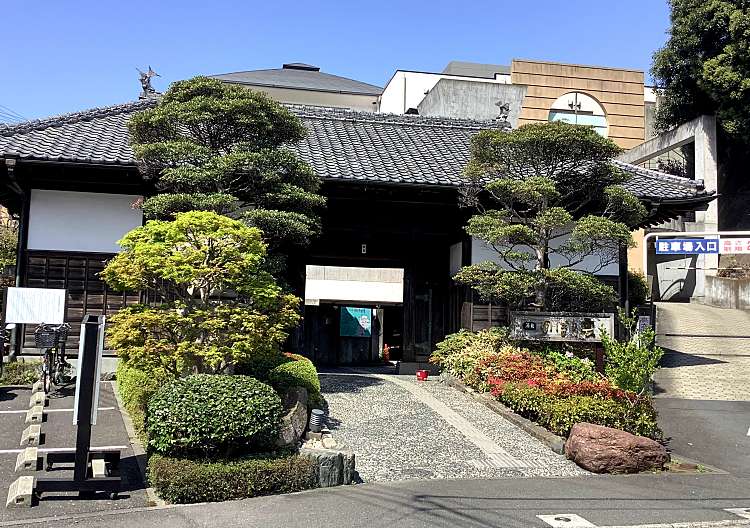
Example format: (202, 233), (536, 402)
(416, 370), (429, 381)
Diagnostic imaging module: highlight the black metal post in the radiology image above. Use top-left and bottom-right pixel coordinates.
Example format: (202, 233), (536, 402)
(37, 314), (121, 498)
(73, 315), (98, 482)
(618, 242), (629, 312)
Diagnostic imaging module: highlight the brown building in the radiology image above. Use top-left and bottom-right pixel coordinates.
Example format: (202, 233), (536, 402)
(511, 59), (645, 149)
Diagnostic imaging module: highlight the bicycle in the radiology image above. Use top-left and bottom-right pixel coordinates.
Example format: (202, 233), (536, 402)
(34, 323), (72, 393)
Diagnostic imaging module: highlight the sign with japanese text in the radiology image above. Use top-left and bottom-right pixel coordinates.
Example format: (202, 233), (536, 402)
(720, 238), (750, 255)
(509, 312), (614, 343)
(655, 238), (719, 255)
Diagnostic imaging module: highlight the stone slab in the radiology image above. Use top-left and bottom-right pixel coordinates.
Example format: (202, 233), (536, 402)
(15, 447), (38, 472)
(20, 424), (41, 447)
(25, 405), (43, 425)
(6, 476), (34, 508)
(29, 391), (46, 408)
(31, 380), (44, 394)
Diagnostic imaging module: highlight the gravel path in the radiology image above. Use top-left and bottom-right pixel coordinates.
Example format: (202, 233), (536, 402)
(320, 372), (587, 482)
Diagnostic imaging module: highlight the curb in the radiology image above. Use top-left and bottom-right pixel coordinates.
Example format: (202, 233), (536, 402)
(110, 381), (165, 507)
(439, 373), (567, 455)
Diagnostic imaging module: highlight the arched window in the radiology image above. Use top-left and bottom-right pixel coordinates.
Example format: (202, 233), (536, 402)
(548, 92), (608, 137)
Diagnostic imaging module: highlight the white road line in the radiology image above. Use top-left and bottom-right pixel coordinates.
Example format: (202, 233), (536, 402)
(727, 508), (750, 520)
(537, 513), (596, 527)
(0, 445), (128, 455)
(746, 425), (750, 436)
(0, 406), (115, 415)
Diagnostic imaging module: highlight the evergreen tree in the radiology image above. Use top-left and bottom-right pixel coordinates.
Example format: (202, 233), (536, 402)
(128, 77), (325, 276)
(456, 122), (647, 312)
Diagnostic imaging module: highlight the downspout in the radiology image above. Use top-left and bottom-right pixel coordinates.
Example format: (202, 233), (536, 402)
(5, 157), (27, 360)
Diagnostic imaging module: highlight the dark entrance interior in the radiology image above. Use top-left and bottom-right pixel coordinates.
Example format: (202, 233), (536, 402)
(297, 181), (468, 365)
(304, 303), (403, 365)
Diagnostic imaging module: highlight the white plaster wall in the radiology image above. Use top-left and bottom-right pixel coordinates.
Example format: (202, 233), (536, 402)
(28, 190), (143, 253)
(470, 232), (620, 277)
(380, 71), (511, 114)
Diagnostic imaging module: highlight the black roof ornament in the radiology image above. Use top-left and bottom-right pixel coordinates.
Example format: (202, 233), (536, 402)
(137, 66), (160, 99)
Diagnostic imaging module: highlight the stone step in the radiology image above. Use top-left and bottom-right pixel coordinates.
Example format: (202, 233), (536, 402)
(6, 476), (34, 508)
(29, 391), (46, 408)
(20, 424), (41, 448)
(25, 405), (43, 425)
(15, 447), (38, 472)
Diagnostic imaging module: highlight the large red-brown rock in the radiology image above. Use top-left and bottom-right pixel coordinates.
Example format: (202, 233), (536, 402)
(565, 422), (669, 474)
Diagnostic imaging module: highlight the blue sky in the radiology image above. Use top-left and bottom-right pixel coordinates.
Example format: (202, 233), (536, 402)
(0, 0), (671, 122)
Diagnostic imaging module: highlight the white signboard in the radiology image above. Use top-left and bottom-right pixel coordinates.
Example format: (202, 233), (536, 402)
(720, 238), (750, 254)
(4, 287), (66, 324)
(509, 312), (615, 343)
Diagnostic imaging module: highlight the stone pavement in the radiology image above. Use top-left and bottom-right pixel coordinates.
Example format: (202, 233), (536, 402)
(653, 303), (750, 401)
(320, 371), (586, 482)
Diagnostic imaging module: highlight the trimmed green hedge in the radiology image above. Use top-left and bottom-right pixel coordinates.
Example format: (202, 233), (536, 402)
(0, 361), (39, 386)
(268, 356), (323, 406)
(146, 374), (282, 457)
(116, 362), (167, 439)
(497, 383), (661, 439)
(236, 349), (289, 381)
(148, 453), (317, 504)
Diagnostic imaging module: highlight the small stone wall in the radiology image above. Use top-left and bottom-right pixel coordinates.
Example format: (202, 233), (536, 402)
(701, 276), (750, 310)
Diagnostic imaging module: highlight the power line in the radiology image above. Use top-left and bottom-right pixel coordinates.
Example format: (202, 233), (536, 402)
(0, 104), (26, 123)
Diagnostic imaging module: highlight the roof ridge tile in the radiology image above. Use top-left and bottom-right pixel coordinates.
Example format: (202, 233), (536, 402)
(0, 99), (157, 138)
(613, 159), (702, 189)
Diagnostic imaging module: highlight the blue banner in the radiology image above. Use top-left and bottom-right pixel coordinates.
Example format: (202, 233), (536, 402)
(655, 238), (719, 255)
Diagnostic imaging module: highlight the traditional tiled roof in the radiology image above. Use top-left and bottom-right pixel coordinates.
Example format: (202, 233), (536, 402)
(0, 99), (712, 202)
(0, 99), (155, 165)
(291, 105), (505, 186)
(612, 160), (708, 201)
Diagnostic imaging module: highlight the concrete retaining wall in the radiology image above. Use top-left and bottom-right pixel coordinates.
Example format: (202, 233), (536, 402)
(701, 276), (750, 310)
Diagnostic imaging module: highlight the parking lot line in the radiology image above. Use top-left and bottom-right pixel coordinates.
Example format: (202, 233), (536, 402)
(0, 445), (128, 455)
(0, 407), (115, 415)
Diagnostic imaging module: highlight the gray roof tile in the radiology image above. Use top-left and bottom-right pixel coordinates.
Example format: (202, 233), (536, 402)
(209, 64), (382, 96)
(0, 100), (711, 202)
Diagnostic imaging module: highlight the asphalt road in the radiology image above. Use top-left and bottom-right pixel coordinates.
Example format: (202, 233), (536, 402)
(656, 398), (750, 478)
(0, 382), (147, 522)
(3, 474), (750, 528)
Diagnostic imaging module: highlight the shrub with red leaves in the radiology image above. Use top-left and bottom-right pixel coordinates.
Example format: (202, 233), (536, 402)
(483, 352), (636, 403)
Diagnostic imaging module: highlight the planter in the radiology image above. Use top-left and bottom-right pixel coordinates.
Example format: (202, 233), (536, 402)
(701, 275), (750, 310)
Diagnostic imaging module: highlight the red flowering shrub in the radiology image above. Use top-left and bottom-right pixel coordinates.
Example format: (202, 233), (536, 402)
(482, 351), (636, 403)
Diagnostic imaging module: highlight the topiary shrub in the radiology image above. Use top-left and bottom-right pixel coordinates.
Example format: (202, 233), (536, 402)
(268, 355), (322, 406)
(148, 452), (316, 504)
(235, 348), (289, 381)
(146, 374), (283, 458)
(116, 362), (169, 439)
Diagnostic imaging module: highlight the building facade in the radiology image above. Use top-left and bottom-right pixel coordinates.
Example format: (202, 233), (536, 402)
(0, 96), (712, 364)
